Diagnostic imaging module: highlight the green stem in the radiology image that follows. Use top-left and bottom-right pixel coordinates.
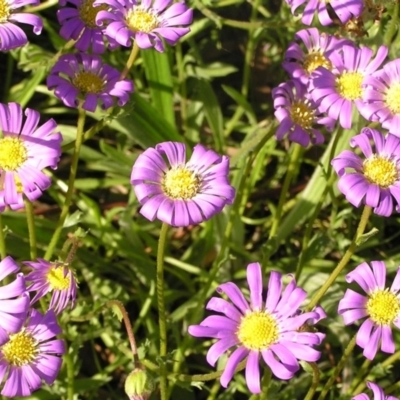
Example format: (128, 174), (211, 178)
(307, 205), (372, 311)
(44, 107), (86, 261)
(304, 363), (321, 400)
(0, 215), (6, 260)
(259, 368), (271, 400)
(65, 345), (75, 400)
(349, 358), (371, 394)
(157, 223), (169, 400)
(24, 198), (37, 259)
(120, 42), (140, 79)
(269, 143), (303, 239)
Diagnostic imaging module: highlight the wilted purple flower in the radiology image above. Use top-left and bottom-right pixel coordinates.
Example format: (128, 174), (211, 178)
(25, 259), (77, 315)
(286, 0), (363, 26)
(283, 28), (350, 86)
(47, 53), (134, 112)
(188, 262), (325, 394)
(0, 309), (65, 397)
(131, 142), (235, 226)
(0, 256), (29, 346)
(331, 128), (400, 217)
(311, 45), (388, 129)
(353, 381), (398, 400)
(95, 0), (193, 52)
(362, 59), (400, 136)
(0, 0), (43, 51)
(0, 102), (62, 211)
(58, 0), (117, 53)
(339, 261), (400, 360)
(273, 79), (335, 146)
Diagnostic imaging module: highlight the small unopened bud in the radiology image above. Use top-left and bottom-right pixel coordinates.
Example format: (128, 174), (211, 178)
(124, 368), (155, 400)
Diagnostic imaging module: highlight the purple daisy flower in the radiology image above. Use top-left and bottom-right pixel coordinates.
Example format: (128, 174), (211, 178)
(362, 59), (400, 136)
(0, 256), (29, 346)
(311, 44), (388, 129)
(331, 127), (400, 217)
(0, 309), (65, 397)
(25, 259), (77, 315)
(58, 0), (118, 53)
(338, 261), (400, 360)
(0, 0), (43, 51)
(272, 79), (335, 146)
(47, 53), (134, 112)
(353, 381), (399, 400)
(131, 142), (235, 226)
(95, 0), (193, 52)
(188, 263), (325, 394)
(283, 28), (350, 86)
(0, 102), (62, 211)
(286, 0), (363, 26)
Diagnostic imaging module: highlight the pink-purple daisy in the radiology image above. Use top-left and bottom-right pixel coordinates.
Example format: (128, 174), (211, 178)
(188, 262), (325, 394)
(0, 102), (62, 211)
(131, 142), (235, 226)
(95, 0), (193, 52)
(338, 261), (400, 360)
(0, 0), (43, 51)
(353, 381), (398, 400)
(310, 44), (388, 129)
(47, 53), (134, 112)
(331, 127), (400, 217)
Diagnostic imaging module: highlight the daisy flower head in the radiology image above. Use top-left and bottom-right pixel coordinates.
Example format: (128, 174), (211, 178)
(311, 44), (388, 129)
(131, 142), (235, 226)
(47, 53), (134, 112)
(58, 0), (118, 53)
(353, 381), (399, 400)
(25, 259), (77, 315)
(94, 0), (193, 52)
(188, 263), (325, 394)
(362, 59), (400, 136)
(283, 28), (350, 86)
(0, 102), (62, 211)
(272, 79), (335, 146)
(286, 0), (363, 26)
(0, 0), (43, 51)
(331, 127), (400, 217)
(0, 309), (65, 397)
(338, 261), (400, 360)
(0, 256), (29, 346)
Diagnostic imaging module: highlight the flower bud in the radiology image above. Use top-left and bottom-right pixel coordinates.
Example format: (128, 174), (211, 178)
(124, 368), (155, 400)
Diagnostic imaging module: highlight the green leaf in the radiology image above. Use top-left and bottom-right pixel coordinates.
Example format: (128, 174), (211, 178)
(222, 84), (256, 124)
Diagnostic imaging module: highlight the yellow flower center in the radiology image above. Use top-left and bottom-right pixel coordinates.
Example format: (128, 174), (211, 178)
(385, 83), (400, 114)
(290, 100), (316, 130)
(2, 331), (37, 366)
(336, 71), (363, 100)
(47, 265), (71, 291)
(79, 0), (109, 28)
(303, 51), (332, 74)
(237, 311), (279, 351)
(162, 167), (200, 200)
(126, 8), (159, 33)
(72, 71), (104, 94)
(0, 0), (10, 23)
(367, 289), (400, 325)
(363, 155), (398, 188)
(0, 137), (27, 171)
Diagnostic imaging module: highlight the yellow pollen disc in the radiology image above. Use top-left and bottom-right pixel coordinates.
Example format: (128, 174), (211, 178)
(47, 265), (71, 291)
(79, 0), (108, 28)
(0, 0), (10, 23)
(72, 71), (104, 94)
(2, 331), (37, 366)
(0, 137), (28, 171)
(162, 167), (200, 200)
(385, 83), (400, 114)
(367, 289), (400, 325)
(303, 51), (332, 74)
(237, 311), (279, 351)
(363, 155), (398, 188)
(336, 71), (363, 100)
(126, 8), (159, 33)
(290, 100), (315, 130)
